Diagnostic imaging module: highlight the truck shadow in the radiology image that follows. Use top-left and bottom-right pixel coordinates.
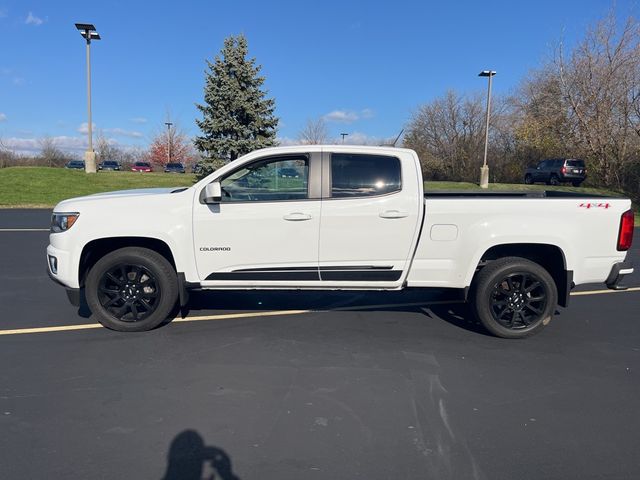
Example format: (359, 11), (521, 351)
(162, 429), (240, 480)
(181, 288), (493, 336)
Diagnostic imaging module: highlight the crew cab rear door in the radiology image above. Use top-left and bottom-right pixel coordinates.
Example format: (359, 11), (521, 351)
(317, 149), (423, 288)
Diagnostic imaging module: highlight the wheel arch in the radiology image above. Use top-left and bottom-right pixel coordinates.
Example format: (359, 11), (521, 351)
(78, 236), (177, 287)
(474, 243), (572, 307)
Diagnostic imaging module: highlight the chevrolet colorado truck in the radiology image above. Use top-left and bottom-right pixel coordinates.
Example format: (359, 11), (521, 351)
(47, 146), (635, 338)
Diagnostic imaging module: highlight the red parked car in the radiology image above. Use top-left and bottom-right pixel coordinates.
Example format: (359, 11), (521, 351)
(131, 161), (152, 173)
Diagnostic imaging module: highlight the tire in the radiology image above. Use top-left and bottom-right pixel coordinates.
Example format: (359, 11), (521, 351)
(572, 181), (582, 187)
(470, 257), (557, 339)
(549, 174), (560, 186)
(524, 174), (533, 185)
(85, 247), (178, 332)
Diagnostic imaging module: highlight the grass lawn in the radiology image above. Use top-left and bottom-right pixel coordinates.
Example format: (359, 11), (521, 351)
(0, 167), (196, 208)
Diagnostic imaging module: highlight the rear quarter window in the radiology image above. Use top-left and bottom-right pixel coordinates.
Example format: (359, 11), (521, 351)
(330, 153), (401, 198)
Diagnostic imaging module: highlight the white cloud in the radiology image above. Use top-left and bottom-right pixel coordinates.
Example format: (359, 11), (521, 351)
(338, 131), (394, 146)
(4, 136), (88, 154)
(105, 127), (143, 138)
(25, 11), (44, 26)
(129, 117), (148, 124)
(360, 108), (375, 119)
(0, 112), (6, 122)
(77, 122), (96, 134)
(323, 108), (375, 124)
(323, 110), (359, 124)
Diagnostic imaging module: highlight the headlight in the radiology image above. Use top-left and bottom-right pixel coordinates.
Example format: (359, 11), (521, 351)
(51, 212), (80, 233)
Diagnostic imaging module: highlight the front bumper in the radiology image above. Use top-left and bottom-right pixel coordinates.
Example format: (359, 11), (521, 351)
(606, 261), (634, 290)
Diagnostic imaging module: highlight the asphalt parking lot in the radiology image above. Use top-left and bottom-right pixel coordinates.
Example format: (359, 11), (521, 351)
(1, 209), (639, 480)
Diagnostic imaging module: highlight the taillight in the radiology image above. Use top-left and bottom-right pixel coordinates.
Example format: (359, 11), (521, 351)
(617, 209), (634, 251)
(561, 166), (567, 174)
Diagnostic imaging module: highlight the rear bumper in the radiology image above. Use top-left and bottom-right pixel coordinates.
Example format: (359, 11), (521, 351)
(606, 261), (634, 290)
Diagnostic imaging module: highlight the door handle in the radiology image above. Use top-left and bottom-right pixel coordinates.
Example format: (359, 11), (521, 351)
(379, 210), (409, 219)
(283, 212), (312, 221)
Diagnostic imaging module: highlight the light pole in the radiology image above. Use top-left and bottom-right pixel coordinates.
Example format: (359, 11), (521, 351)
(164, 122), (173, 164)
(75, 23), (101, 173)
(478, 70), (496, 189)
(340, 133), (348, 144)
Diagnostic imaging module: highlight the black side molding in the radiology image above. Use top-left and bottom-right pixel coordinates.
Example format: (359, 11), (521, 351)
(205, 265), (402, 282)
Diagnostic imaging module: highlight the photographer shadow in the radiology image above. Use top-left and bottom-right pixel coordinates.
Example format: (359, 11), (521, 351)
(162, 430), (240, 480)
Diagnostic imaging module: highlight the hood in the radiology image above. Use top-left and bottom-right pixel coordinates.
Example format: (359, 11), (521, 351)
(88, 187), (181, 198)
(53, 187), (190, 211)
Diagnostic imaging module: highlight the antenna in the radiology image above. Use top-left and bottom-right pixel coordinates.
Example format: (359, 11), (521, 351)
(391, 128), (404, 147)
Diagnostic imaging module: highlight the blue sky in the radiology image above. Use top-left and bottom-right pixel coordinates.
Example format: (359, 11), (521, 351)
(0, 0), (635, 153)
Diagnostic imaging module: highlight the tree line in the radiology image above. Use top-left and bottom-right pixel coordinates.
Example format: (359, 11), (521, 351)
(404, 12), (640, 203)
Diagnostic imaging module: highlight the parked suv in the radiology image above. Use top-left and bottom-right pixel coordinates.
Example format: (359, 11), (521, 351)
(98, 160), (121, 171)
(524, 159), (586, 187)
(164, 162), (186, 173)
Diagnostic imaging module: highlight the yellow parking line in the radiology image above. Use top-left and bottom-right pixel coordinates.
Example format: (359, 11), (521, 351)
(0, 323), (103, 336)
(570, 286), (640, 296)
(0, 287), (638, 336)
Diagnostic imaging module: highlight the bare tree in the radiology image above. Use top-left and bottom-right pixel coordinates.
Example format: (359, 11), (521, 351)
(297, 117), (329, 144)
(556, 12), (640, 188)
(38, 136), (66, 167)
(404, 90), (489, 181)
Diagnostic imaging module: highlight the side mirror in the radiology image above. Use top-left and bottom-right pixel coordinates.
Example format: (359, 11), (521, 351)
(203, 181), (222, 203)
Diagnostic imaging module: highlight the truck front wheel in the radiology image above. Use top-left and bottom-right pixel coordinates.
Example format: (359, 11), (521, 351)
(470, 257), (557, 339)
(85, 247), (178, 332)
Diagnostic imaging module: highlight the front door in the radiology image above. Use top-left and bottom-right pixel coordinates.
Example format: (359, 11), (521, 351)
(193, 153), (322, 285)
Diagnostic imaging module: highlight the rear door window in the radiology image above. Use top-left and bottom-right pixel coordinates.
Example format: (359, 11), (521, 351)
(330, 153), (401, 198)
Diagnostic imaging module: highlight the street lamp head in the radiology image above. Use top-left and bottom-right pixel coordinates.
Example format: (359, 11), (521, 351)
(478, 70), (497, 77)
(75, 23), (96, 31)
(75, 23), (100, 41)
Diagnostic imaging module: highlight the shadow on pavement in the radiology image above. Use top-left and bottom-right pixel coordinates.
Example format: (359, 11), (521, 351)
(162, 430), (240, 480)
(186, 287), (465, 315)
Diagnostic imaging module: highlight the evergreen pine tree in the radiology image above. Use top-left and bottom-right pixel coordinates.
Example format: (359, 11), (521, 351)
(194, 35), (278, 178)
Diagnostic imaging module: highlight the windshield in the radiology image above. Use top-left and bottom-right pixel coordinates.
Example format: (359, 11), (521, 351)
(167, 163), (183, 168)
(135, 162), (150, 167)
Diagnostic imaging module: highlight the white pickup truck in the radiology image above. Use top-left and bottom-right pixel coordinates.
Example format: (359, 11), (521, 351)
(47, 146), (635, 338)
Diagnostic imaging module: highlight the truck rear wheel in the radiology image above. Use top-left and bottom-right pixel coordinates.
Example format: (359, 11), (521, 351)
(85, 247), (178, 332)
(470, 257), (557, 339)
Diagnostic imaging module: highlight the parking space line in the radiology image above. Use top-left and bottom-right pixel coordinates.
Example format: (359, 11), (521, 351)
(570, 286), (640, 296)
(0, 287), (638, 336)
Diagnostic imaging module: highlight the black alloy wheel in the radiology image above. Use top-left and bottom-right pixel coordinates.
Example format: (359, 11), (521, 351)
(489, 272), (548, 330)
(470, 256), (557, 338)
(98, 263), (160, 322)
(85, 247), (179, 332)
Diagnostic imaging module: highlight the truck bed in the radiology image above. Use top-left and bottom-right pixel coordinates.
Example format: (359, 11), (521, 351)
(424, 190), (619, 199)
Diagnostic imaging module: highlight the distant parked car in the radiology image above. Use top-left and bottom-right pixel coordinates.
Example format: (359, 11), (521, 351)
(524, 159), (587, 187)
(98, 160), (121, 171)
(164, 162), (186, 174)
(65, 160), (85, 170)
(131, 162), (152, 173)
